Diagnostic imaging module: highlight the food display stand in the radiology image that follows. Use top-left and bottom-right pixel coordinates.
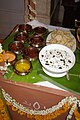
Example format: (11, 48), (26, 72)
(0, 20), (80, 120)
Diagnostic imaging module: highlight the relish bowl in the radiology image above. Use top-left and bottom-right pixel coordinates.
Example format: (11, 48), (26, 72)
(33, 26), (48, 36)
(29, 35), (45, 48)
(23, 46), (39, 61)
(9, 41), (24, 54)
(14, 31), (29, 43)
(14, 59), (32, 75)
(3, 51), (16, 65)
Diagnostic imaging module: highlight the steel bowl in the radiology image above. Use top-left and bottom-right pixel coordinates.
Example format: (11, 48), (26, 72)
(9, 41), (24, 54)
(14, 31), (29, 43)
(23, 46), (39, 61)
(14, 59), (32, 75)
(33, 26), (48, 36)
(29, 35), (45, 48)
(3, 51), (16, 64)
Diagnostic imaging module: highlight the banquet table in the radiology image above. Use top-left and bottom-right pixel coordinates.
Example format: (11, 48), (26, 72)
(0, 20), (80, 120)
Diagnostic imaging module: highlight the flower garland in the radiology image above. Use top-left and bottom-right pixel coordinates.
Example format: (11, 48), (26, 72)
(0, 89), (11, 120)
(0, 62), (10, 71)
(0, 43), (10, 71)
(0, 99), (11, 120)
(1, 88), (80, 120)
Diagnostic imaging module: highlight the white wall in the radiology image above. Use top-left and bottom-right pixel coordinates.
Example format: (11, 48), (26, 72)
(0, 0), (24, 38)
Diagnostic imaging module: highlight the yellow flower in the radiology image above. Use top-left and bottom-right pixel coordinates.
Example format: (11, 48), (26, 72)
(0, 100), (4, 110)
(12, 106), (18, 111)
(6, 101), (11, 106)
(74, 107), (80, 118)
(27, 114), (34, 119)
(18, 110), (26, 116)
(0, 53), (4, 62)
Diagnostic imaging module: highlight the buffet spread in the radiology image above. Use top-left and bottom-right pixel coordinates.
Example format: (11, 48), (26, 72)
(1, 20), (80, 94)
(0, 20), (80, 120)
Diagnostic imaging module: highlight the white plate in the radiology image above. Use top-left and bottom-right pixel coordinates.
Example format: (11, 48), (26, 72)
(42, 67), (67, 77)
(46, 30), (76, 52)
(39, 44), (75, 74)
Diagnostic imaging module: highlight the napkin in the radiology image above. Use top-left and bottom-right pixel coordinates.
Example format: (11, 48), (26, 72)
(34, 81), (66, 91)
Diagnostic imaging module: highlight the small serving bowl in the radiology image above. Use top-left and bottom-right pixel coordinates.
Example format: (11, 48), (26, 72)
(3, 51), (16, 65)
(39, 44), (75, 77)
(9, 41), (24, 54)
(23, 46), (39, 61)
(29, 35), (45, 49)
(14, 59), (32, 75)
(18, 24), (26, 32)
(26, 24), (32, 32)
(33, 26), (48, 36)
(14, 31), (29, 43)
(18, 24), (32, 33)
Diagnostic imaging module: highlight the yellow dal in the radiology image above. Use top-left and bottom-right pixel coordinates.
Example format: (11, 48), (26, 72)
(15, 61), (30, 72)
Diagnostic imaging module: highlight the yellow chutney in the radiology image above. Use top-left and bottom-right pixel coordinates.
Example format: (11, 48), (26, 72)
(15, 59), (31, 72)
